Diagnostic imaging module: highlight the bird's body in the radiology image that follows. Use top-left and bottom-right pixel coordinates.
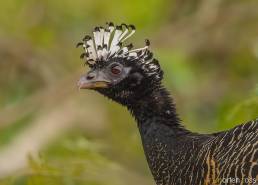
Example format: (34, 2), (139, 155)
(77, 23), (258, 185)
(129, 87), (258, 185)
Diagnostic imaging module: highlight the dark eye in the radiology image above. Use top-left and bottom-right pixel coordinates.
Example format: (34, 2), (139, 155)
(110, 64), (122, 75)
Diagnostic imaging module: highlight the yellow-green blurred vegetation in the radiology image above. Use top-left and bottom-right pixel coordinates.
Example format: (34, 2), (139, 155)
(0, 0), (258, 184)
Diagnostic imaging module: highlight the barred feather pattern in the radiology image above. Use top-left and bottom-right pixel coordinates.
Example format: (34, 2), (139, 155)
(76, 23), (258, 185)
(130, 87), (258, 185)
(139, 111), (258, 184)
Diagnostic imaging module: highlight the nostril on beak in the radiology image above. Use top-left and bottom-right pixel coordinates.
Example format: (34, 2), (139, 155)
(86, 73), (95, 80)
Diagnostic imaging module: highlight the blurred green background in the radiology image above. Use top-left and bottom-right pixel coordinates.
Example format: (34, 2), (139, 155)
(0, 0), (258, 184)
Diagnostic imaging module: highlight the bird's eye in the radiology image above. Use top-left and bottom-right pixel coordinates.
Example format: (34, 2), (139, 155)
(110, 64), (122, 75)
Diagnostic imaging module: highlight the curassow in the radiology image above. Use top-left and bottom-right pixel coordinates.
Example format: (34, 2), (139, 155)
(77, 23), (258, 185)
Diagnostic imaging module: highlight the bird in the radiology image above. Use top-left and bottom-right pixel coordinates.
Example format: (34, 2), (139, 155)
(76, 22), (258, 185)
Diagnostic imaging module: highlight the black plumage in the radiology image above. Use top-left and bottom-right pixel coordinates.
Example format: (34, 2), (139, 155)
(77, 23), (258, 185)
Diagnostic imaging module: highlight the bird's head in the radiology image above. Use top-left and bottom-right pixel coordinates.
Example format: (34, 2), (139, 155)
(77, 23), (163, 105)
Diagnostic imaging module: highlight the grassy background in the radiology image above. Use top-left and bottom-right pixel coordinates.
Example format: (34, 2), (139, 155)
(0, 0), (258, 184)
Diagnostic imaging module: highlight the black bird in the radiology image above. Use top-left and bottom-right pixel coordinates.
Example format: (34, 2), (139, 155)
(77, 23), (258, 185)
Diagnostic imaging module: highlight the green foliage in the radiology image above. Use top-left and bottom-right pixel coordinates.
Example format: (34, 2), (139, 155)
(0, 0), (257, 184)
(0, 135), (150, 185)
(0, 113), (34, 147)
(219, 96), (258, 130)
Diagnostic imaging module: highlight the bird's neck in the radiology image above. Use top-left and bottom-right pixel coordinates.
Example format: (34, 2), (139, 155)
(126, 86), (193, 184)
(127, 86), (189, 137)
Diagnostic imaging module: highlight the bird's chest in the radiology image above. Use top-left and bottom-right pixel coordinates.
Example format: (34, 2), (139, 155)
(139, 124), (177, 184)
(142, 136), (206, 185)
(142, 136), (176, 185)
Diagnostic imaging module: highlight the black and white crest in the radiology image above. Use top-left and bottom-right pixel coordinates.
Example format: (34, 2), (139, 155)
(77, 22), (162, 79)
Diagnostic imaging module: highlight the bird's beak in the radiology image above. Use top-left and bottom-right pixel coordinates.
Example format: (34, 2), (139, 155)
(77, 74), (110, 89)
